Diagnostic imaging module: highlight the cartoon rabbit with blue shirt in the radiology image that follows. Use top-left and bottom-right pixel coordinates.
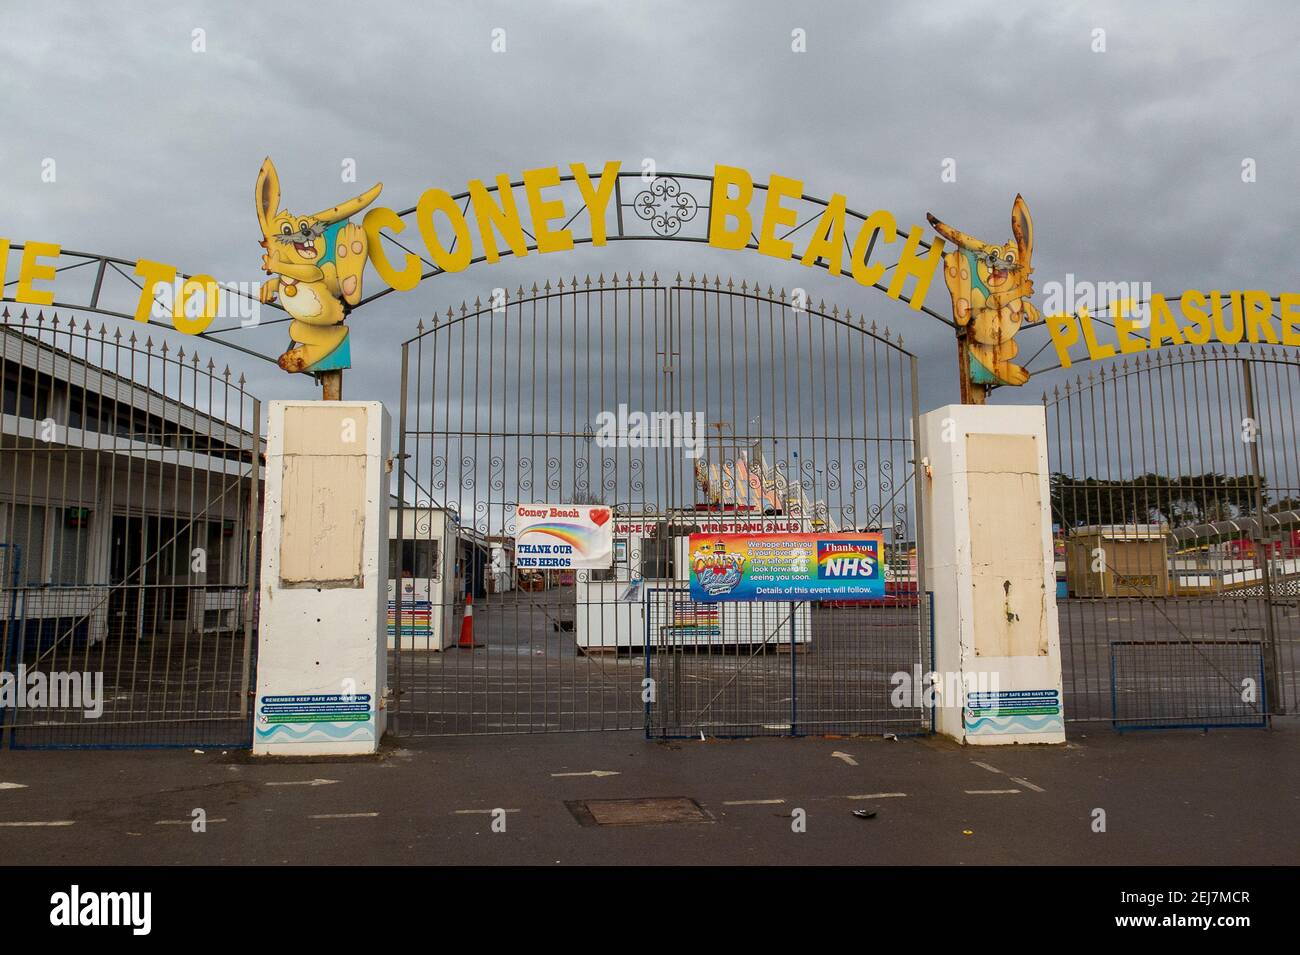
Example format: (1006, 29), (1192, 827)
(255, 158), (382, 374)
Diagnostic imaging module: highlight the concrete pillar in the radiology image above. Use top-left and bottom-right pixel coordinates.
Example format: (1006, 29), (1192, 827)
(918, 404), (1065, 745)
(253, 400), (389, 756)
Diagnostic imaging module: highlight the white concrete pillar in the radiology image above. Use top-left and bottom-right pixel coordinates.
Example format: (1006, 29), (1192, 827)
(918, 404), (1065, 744)
(253, 400), (389, 756)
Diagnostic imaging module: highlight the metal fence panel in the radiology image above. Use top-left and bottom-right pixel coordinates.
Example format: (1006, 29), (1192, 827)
(1, 310), (260, 748)
(1045, 346), (1300, 727)
(392, 277), (929, 738)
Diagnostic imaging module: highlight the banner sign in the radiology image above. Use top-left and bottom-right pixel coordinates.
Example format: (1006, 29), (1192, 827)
(688, 532), (885, 602)
(514, 504), (613, 569)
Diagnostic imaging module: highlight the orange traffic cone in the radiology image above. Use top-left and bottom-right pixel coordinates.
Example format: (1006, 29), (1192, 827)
(457, 593), (477, 648)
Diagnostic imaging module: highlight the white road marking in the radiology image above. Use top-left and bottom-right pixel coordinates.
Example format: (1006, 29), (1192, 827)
(308, 812), (379, 819)
(265, 778), (339, 787)
(549, 770), (620, 778)
(453, 808), (521, 815)
(155, 818), (228, 825)
(722, 799), (786, 806)
(1010, 777), (1045, 793)
(843, 792), (907, 799)
(0, 782), (28, 790)
(971, 761), (1003, 775)
(0, 820), (74, 827)
(831, 751), (859, 766)
(965, 789), (1021, 795)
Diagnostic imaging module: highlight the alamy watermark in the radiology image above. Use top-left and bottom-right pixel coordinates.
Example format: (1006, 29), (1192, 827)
(890, 666), (1001, 709)
(593, 404), (704, 459)
(1042, 273), (1153, 326)
(0, 667), (104, 718)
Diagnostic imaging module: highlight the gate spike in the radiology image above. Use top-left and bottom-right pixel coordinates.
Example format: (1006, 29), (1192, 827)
(460, 301), (469, 314)
(474, 295), (482, 308)
(740, 280), (748, 293)
(726, 277), (734, 290)
(223, 365), (231, 379)
(675, 272), (684, 284)
(516, 285), (525, 298)
(50, 313), (61, 330)
(624, 272), (632, 285)
(555, 279), (564, 293)
(35, 310), (46, 325)
(0, 307), (9, 320)
(651, 272), (659, 286)
(416, 318), (425, 334)
(206, 357), (215, 371)
(587, 274), (596, 288)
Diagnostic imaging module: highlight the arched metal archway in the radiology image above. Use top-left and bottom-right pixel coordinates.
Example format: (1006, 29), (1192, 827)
(390, 274), (930, 739)
(1, 168), (957, 369)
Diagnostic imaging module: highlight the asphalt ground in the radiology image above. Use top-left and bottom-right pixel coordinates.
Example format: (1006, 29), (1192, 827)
(0, 719), (1295, 866)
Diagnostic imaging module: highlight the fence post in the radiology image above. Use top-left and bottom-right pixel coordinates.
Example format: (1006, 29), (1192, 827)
(1241, 359), (1283, 717)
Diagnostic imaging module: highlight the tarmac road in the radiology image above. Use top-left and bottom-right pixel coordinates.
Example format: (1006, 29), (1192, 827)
(0, 720), (1295, 866)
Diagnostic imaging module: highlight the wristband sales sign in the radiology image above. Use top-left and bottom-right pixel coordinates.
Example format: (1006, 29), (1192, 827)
(688, 532), (885, 602)
(514, 504), (613, 570)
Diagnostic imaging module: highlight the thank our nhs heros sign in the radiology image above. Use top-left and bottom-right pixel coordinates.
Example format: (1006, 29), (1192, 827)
(514, 504), (614, 570)
(688, 532), (885, 603)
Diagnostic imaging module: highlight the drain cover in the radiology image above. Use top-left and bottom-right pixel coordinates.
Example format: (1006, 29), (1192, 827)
(566, 797), (712, 827)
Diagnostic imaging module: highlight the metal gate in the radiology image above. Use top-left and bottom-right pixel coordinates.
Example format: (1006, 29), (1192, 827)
(1046, 346), (1300, 728)
(392, 275), (929, 737)
(1, 310), (261, 748)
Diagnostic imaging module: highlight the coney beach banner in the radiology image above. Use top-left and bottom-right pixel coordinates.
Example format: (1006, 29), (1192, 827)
(514, 504), (614, 570)
(688, 532), (885, 603)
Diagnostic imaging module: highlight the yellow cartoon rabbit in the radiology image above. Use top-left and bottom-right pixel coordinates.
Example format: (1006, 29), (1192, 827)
(255, 158), (382, 373)
(926, 195), (1040, 391)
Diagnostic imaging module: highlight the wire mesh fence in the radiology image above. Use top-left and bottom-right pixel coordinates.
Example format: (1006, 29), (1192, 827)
(1045, 346), (1300, 728)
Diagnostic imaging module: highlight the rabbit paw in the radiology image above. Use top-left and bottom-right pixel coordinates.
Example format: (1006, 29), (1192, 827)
(331, 222), (368, 305)
(277, 347), (311, 373)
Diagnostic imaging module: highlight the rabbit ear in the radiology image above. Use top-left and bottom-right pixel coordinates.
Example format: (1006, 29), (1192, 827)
(309, 182), (383, 225)
(256, 158), (281, 236)
(1011, 194), (1033, 267)
(927, 212), (995, 256)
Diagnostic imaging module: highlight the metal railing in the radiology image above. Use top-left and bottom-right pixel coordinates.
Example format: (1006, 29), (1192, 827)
(1043, 345), (1300, 728)
(0, 310), (261, 748)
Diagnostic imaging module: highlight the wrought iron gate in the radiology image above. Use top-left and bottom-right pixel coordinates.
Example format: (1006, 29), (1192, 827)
(392, 275), (929, 737)
(1, 310), (261, 748)
(1045, 346), (1300, 728)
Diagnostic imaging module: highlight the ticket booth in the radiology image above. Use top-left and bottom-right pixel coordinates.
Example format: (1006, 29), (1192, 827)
(387, 506), (457, 650)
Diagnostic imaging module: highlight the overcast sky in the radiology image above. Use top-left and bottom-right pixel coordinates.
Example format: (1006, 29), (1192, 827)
(3, 0), (1297, 419)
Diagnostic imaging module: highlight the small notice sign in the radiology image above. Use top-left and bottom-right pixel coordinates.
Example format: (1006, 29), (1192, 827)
(514, 504), (614, 570)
